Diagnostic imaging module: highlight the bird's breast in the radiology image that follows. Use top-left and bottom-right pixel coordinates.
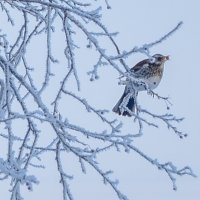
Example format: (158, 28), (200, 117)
(131, 75), (162, 91)
(130, 64), (164, 91)
(146, 75), (162, 90)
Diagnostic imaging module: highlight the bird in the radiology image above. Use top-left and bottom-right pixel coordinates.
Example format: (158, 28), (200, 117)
(112, 54), (169, 116)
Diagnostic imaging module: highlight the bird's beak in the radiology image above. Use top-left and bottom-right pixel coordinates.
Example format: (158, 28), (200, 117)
(165, 55), (170, 61)
(162, 55), (169, 62)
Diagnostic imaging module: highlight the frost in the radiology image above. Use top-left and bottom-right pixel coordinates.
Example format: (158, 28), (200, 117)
(0, 1), (193, 200)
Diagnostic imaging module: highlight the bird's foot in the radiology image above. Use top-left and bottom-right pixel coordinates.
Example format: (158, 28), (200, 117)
(147, 89), (154, 97)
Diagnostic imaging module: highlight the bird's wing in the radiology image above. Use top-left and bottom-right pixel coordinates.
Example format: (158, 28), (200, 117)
(131, 58), (150, 73)
(130, 58), (151, 78)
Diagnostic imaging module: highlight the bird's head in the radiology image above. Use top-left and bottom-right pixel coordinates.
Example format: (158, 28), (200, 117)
(152, 54), (169, 63)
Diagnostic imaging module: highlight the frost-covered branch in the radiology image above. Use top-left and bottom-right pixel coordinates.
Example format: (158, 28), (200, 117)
(110, 22), (183, 61)
(56, 142), (74, 200)
(0, 1), (194, 200)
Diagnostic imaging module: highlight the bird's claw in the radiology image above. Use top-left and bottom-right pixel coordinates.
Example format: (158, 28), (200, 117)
(147, 89), (154, 97)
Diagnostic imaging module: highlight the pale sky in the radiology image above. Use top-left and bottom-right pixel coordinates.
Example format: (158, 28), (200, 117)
(0, 1), (200, 200)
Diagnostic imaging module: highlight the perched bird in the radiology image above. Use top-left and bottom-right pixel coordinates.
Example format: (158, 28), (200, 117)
(113, 54), (169, 116)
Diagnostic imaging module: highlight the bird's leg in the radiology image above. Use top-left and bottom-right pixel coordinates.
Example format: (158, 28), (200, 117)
(147, 89), (155, 97)
(141, 82), (154, 97)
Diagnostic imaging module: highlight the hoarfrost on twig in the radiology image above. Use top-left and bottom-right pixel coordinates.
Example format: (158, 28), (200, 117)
(0, 1), (194, 200)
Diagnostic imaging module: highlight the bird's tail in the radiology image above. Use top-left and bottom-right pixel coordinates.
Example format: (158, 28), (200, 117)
(112, 91), (136, 117)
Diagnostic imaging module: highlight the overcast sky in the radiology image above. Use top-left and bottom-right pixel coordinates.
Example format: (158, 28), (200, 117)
(87, 1), (200, 199)
(1, 1), (200, 200)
